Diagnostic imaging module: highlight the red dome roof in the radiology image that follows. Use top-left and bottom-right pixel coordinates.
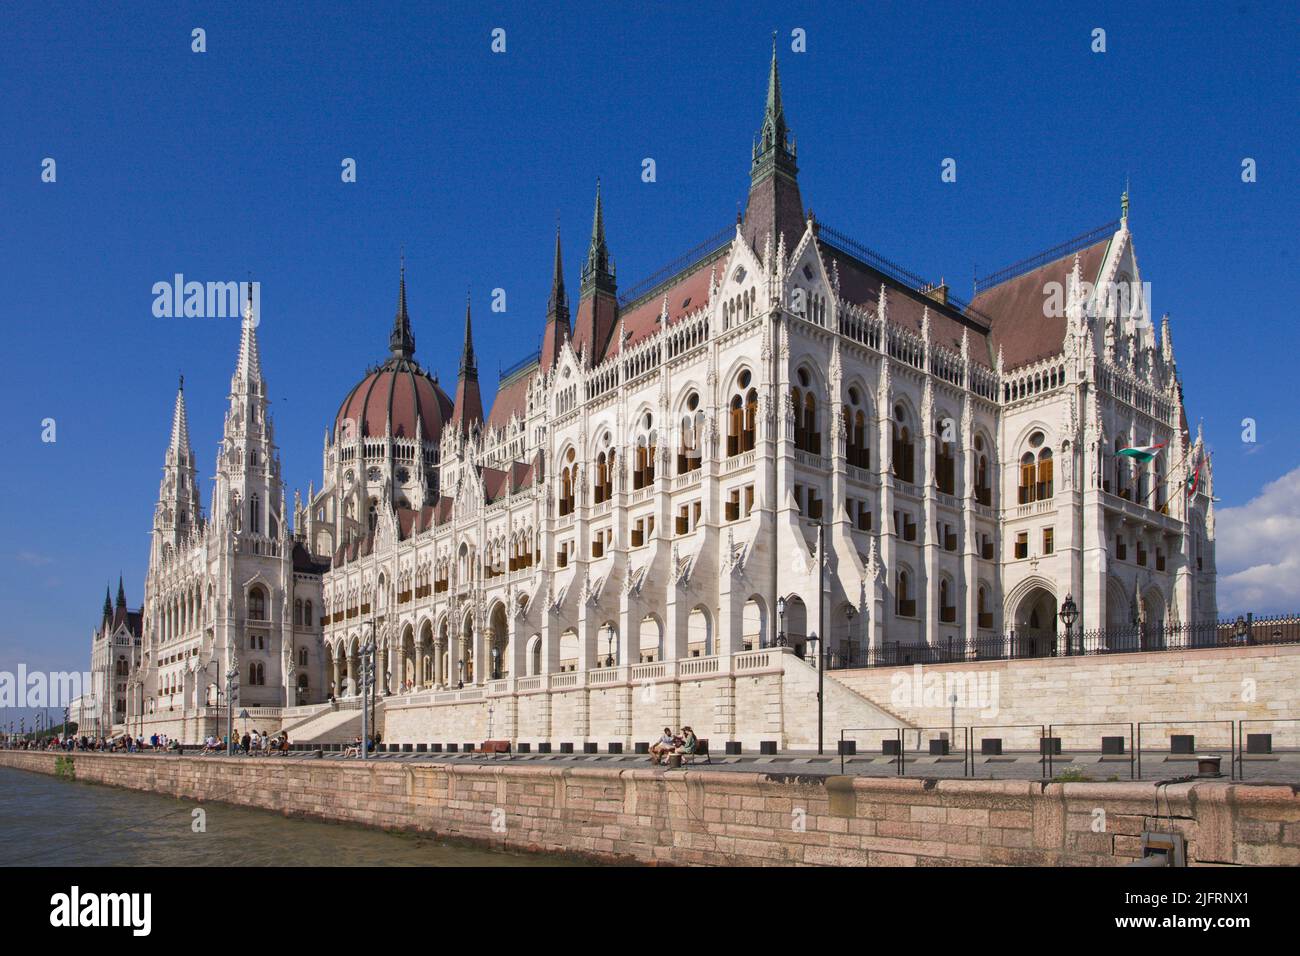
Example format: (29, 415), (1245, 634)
(335, 358), (453, 443)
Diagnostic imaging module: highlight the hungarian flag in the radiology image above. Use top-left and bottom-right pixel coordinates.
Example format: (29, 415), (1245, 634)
(1186, 452), (1203, 498)
(1118, 443), (1165, 464)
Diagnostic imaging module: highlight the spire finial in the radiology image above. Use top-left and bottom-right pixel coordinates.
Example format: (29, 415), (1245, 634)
(389, 253), (416, 359)
(581, 179), (614, 291)
(459, 289), (476, 376)
(1121, 175), (1130, 223)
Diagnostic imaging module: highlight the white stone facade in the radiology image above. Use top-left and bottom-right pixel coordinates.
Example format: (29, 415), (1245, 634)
(94, 50), (1217, 745)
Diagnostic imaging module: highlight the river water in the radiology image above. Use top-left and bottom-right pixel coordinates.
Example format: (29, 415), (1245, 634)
(0, 766), (590, 867)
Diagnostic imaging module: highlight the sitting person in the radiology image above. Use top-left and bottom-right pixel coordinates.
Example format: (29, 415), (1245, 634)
(650, 727), (678, 765)
(673, 726), (698, 757)
(343, 735), (363, 758)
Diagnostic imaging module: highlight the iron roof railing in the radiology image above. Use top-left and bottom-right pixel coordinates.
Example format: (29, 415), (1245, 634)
(973, 220), (1120, 295)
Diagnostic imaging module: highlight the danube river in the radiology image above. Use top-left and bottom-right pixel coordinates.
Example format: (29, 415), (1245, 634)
(0, 766), (590, 866)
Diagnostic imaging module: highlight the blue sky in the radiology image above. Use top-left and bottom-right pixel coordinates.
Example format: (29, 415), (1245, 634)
(1, 0), (1297, 699)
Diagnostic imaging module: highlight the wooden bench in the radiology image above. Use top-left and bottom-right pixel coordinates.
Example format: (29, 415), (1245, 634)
(678, 738), (711, 766)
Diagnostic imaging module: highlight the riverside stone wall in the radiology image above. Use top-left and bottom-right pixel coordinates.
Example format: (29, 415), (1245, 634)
(3, 751), (1297, 866)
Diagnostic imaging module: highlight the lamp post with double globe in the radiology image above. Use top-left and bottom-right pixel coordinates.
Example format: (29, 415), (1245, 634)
(1059, 594), (1079, 656)
(776, 596), (786, 647)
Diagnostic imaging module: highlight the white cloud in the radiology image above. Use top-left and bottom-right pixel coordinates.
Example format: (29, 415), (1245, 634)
(15, 551), (54, 567)
(1216, 465), (1300, 614)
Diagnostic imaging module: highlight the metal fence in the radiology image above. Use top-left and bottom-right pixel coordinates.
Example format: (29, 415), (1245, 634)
(824, 613), (1300, 670)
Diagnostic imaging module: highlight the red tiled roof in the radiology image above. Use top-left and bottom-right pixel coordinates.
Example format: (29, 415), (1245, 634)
(482, 466), (509, 502)
(609, 259), (717, 357)
(486, 367), (534, 433)
(335, 361), (453, 443)
(819, 243), (994, 368)
(971, 237), (1111, 370)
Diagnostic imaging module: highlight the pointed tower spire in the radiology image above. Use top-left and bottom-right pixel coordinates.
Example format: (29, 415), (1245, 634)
(102, 585), (112, 622)
(389, 253), (416, 360)
(541, 224), (571, 370)
(573, 181), (620, 363)
(459, 292), (477, 377)
(116, 575), (126, 610)
(169, 375), (192, 457)
(234, 281), (264, 388)
(581, 179), (615, 294)
(742, 36), (803, 253)
(450, 292), (484, 436)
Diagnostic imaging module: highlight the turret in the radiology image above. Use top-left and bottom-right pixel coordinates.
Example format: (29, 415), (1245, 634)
(741, 36), (804, 255)
(540, 225), (572, 370)
(571, 182), (619, 363)
(449, 295), (484, 436)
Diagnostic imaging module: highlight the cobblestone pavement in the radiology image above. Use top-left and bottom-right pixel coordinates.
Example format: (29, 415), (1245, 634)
(271, 748), (1299, 784)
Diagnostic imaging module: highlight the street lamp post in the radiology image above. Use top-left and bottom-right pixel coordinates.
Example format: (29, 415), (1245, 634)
(360, 635), (375, 761)
(605, 629), (614, 668)
(816, 521), (826, 755)
(844, 606), (856, 668)
(224, 665), (238, 755)
(366, 621), (377, 744)
(776, 596), (786, 647)
(1058, 594), (1079, 657)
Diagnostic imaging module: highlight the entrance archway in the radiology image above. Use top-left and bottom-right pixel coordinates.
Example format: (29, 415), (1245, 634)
(1013, 587), (1057, 658)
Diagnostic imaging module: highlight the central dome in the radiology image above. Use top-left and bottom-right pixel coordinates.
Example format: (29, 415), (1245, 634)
(334, 267), (452, 444)
(335, 358), (452, 443)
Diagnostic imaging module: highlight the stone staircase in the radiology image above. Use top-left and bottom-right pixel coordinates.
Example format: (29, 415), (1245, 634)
(286, 703), (384, 745)
(780, 655), (912, 748)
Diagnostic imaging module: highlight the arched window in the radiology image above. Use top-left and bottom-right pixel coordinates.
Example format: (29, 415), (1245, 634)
(1037, 448), (1054, 501)
(559, 448), (576, 515)
(248, 586), (267, 621)
(367, 498), (378, 532)
(1019, 452), (1036, 504)
(294, 599), (303, 626)
(633, 420), (657, 490)
(891, 405), (915, 483)
(677, 393), (703, 475)
(803, 392), (819, 454)
(935, 421), (956, 495)
(974, 436), (991, 506)
(896, 571), (914, 617)
(248, 494), (261, 535)
(299, 647), (308, 666)
(594, 448), (615, 504)
(844, 387), (869, 469)
(939, 578), (956, 622)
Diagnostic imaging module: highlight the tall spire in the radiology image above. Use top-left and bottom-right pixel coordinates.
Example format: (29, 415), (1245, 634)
(762, 32), (787, 150)
(389, 253), (416, 360)
(102, 585), (112, 621)
(742, 37), (804, 254)
(541, 225), (571, 370)
(234, 281), (263, 387)
(169, 375), (192, 457)
(459, 292), (477, 378)
(116, 575), (126, 610)
(573, 181), (620, 363)
(450, 292), (484, 435)
(581, 179), (615, 294)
